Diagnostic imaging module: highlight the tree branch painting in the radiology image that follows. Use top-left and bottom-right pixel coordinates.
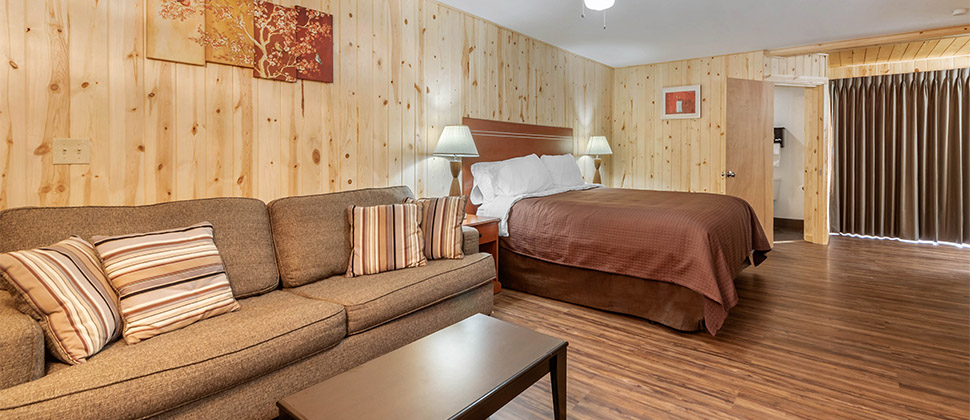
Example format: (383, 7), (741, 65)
(253, 1), (298, 82)
(194, 0), (255, 68)
(147, 0), (206, 65)
(150, 0), (335, 83)
(295, 6), (334, 83)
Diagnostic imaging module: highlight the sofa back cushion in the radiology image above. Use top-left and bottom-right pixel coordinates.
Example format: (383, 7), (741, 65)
(268, 186), (414, 287)
(0, 198), (279, 299)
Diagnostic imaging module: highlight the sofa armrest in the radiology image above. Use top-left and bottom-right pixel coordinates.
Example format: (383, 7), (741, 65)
(0, 291), (45, 390)
(461, 226), (479, 255)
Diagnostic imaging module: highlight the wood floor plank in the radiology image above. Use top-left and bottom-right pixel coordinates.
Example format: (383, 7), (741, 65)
(490, 236), (970, 420)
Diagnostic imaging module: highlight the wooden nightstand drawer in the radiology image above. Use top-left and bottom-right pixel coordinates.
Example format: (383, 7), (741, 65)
(476, 222), (498, 244)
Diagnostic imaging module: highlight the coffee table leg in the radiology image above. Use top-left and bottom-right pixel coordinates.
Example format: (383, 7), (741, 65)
(550, 348), (567, 420)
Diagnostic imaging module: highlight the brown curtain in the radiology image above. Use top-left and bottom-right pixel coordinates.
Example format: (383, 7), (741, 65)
(831, 68), (969, 244)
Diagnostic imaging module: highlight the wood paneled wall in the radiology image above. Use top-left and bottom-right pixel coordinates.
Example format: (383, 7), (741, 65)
(802, 85), (830, 244)
(612, 51), (832, 244)
(611, 51), (764, 194)
(764, 54), (829, 86)
(0, 0), (612, 210)
(829, 35), (970, 79)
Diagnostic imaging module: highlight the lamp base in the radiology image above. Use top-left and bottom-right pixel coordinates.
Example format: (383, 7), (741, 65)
(593, 157), (603, 184)
(449, 159), (462, 196)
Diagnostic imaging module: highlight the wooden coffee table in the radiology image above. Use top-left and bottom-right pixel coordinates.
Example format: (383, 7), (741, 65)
(277, 314), (568, 420)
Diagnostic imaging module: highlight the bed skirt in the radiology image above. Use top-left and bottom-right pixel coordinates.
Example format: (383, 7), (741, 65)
(499, 247), (706, 332)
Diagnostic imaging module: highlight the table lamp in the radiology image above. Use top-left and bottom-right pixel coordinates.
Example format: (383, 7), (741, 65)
(585, 136), (612, 184)
(433, 125), (479, 196)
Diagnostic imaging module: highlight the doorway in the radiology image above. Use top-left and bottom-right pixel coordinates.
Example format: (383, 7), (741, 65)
(772, 86), (806, 242)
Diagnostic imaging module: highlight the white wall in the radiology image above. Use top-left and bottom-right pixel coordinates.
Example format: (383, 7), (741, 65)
(773, 87), (805, 220)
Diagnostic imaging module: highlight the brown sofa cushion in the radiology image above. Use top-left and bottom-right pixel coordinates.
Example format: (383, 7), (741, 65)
(0, 291), (345, 419)
(286, 253), (495, 334)
(268, 186), (414, 288)
(0, 198), (279, 299)
(0, 291), (45, 390)
(461, 226), (479, 255)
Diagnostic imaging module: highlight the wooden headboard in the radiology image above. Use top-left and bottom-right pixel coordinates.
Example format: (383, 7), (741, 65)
(461, 117), (573, 213)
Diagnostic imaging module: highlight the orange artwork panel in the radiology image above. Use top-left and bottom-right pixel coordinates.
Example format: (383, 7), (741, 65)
(147, 0), (206, 65)
(202, 0), (255, 68)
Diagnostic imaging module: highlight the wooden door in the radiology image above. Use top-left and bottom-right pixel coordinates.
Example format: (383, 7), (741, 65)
(726, 78), (774, 243)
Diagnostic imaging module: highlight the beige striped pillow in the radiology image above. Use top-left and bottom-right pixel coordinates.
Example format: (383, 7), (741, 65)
(408, 196), (468, 260)
(93, 222), (240, 344)
(0, 237), (122, 365)
(346, 203), (427, 277)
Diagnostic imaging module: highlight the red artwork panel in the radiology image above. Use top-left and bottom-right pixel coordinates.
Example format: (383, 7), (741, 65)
(295, 6), (334, 83)
(664, 91), (696, 115)
(253, 1), (298, 82)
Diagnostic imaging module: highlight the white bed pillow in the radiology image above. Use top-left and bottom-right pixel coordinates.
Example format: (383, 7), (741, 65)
(470, 161), (500, 204)
(540, 154), (586, 187)
(470, 154), (555, 202)
(491, 154), (555, 197)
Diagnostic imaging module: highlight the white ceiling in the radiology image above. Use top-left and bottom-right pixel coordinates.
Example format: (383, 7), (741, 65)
(436, 0), (970, 68)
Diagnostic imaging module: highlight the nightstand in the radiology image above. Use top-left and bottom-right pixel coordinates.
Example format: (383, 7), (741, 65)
(463, 214), (501, 294)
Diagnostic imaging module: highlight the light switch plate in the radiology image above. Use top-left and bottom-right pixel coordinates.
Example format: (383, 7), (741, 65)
(53, 138), (91, 165)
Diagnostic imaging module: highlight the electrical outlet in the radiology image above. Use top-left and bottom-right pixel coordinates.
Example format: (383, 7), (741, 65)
(52, 138), (91, 165)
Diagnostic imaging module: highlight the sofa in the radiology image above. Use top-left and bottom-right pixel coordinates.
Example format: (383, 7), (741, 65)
(0, 186), (496, 419)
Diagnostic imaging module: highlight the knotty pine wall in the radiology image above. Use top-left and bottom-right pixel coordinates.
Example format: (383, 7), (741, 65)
(764, 53), (829, 85)
(612, 51), (832, 244)
(611, 51), (766, 194)
(0, 0), (612, 210)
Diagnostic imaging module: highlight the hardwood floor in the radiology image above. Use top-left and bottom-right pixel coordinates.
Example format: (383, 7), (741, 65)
(490, 236), (970, 419)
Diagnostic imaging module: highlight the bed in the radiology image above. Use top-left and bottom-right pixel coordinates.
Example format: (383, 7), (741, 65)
(461, 118), (771, 335)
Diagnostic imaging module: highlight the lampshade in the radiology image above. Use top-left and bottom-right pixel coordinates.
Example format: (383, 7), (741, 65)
(433, 125), (479, 158)
(585, 136), (613, 156)
(584, 0), (615, 11)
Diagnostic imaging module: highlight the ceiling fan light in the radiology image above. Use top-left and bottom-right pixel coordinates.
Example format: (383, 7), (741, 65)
(584, 0), (615, 11)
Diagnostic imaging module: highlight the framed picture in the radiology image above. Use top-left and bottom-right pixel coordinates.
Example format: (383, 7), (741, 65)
(661, 85), (701, 119)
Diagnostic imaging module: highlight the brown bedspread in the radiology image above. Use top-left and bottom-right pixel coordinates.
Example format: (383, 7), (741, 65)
(501, 188), (771, 334)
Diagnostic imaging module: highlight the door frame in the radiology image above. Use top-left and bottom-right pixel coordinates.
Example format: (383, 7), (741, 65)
(765, 78), (831, 245)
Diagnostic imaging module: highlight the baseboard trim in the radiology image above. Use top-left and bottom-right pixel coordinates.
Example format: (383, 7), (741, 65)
(774, 218), (804, 230)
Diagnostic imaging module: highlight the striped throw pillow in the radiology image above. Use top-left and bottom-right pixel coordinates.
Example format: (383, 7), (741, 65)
(93, 222), (240, 344)
(0, 237), (122, 365)
(408, 196), (468, 260)
(346, 203), (427, 277)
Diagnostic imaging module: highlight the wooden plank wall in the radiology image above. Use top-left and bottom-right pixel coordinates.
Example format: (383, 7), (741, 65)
(613, 50), (833, 244)
(829, 35), (970, 79)
(611, 51), (764, 194)
(764, 54), (829, 86)
(803, 84), (830, 245)
(0, 0), (613, 210)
